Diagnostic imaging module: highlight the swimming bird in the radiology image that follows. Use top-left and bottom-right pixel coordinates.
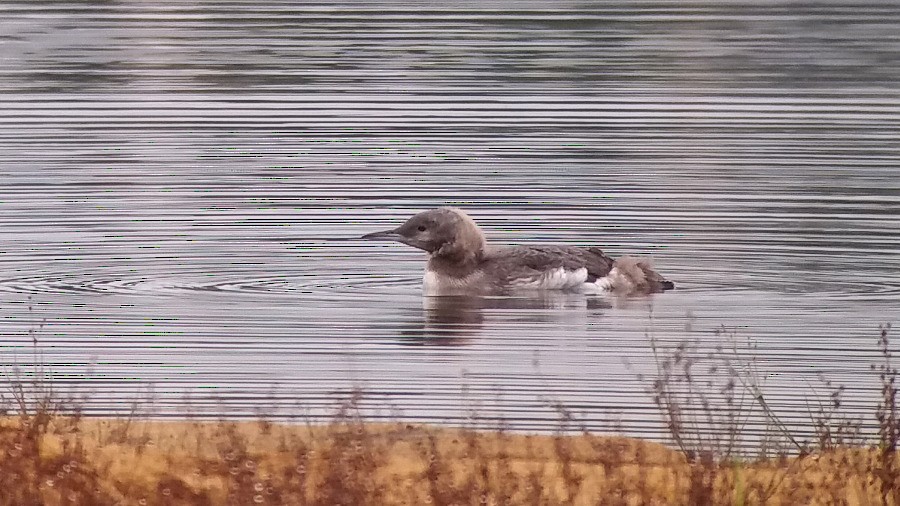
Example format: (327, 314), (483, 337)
(362, 207), (674, 296)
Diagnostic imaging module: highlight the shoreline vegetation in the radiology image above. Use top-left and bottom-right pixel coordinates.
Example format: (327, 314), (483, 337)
(1, 324), (897, 505)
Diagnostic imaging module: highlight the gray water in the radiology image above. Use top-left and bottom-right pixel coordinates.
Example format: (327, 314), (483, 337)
(1, 2), (899, 447)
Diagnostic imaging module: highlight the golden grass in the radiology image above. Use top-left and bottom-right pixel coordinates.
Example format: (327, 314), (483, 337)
(0, 413), (898, 505)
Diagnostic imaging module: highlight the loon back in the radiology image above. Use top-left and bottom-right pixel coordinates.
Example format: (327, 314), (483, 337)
(479, 245), (673, 294)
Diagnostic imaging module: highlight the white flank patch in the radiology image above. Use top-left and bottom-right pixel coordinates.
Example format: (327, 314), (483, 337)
(510, 267), (588, 290)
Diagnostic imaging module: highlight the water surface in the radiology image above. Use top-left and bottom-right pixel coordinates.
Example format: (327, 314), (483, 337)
(1, 2), (899, 449)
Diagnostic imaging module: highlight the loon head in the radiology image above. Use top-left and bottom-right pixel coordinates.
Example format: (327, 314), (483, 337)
(362, 207), (486, 261)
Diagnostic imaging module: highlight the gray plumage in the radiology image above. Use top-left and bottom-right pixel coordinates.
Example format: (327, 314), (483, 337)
(362, 207), (674, 295)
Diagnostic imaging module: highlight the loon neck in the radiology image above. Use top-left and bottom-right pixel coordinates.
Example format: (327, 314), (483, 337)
(427, 249), (483, 279)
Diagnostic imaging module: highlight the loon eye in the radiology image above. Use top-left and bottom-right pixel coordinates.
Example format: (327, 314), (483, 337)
(417, 225), (427, 232)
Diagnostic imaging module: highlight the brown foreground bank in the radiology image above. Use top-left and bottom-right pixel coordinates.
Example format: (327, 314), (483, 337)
(0, 412), (897, 506)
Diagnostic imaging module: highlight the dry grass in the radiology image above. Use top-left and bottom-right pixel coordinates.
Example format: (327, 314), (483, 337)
(0, 410), (898, 505)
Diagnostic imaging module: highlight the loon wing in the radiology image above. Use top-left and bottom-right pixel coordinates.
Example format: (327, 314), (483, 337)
(486, 245), (673, 293)
(484, 245), (614, 285)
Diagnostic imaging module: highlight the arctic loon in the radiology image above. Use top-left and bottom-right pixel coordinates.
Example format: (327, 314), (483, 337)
(362, 207), (674, 296)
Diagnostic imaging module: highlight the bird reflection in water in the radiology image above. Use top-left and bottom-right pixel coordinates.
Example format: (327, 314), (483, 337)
(396, 292), (612, 346)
